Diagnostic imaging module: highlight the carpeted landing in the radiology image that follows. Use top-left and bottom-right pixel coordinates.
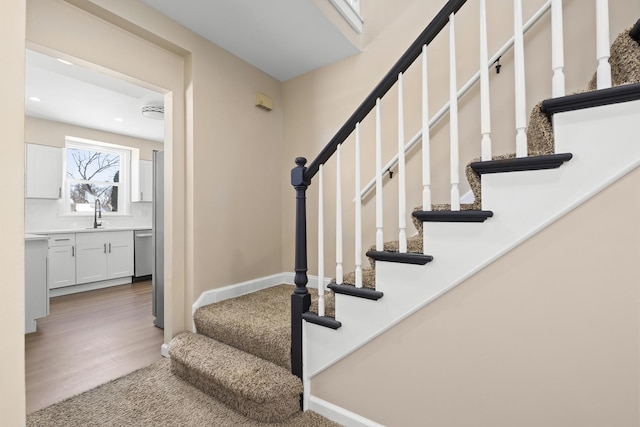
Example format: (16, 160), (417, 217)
(27, 285), (338, 426)
(26, 358), (339, 427)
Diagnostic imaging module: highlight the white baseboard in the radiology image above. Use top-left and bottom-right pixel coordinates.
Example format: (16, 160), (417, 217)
(49, 277), (132, 297)
(160, 343), (169, 358)
(308, 396), (386, 427)
(192, 272), (332, 314)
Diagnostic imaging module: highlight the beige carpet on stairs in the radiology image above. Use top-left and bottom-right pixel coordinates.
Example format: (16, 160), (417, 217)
(194, 284), (331, 369)
(26, 358), (339, 427)
(169, 331), (303, 423)
(194, 285), (293, 370)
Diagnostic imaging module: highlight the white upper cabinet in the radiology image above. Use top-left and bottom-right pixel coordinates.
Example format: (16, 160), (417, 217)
(25, 143), (63, 199)
(131, 159), (153, 202)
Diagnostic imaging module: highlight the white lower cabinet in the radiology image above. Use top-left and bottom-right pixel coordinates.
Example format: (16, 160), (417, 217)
(76, 241), (108, 284)
(107, 235), (134, 279)
(25, 237), (48, 333)
(75, 231), (133, 285)
(48, 234), (76, 289)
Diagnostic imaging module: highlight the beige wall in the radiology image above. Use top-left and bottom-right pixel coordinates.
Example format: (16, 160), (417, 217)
(75, 0), (286, 304)
(312, 166), (640, 426)
(25, 116), (163, 159)
(0, 1), (27, 424)
(281, 0), (640, 275)
(189, 41), (284, 295)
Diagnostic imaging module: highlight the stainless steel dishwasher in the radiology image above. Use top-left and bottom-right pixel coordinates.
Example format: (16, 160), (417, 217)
(134, 229), (153, 279)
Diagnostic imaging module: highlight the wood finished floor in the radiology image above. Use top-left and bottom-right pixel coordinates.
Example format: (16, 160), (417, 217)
(25, 280), (164, 414)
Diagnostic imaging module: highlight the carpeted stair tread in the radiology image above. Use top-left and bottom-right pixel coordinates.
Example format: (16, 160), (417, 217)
(588, 25), (640, 90)
(26, 358), (341, 427)
(527, 101), (555, 156)
(527, 24), (640, 159)
(412, 203), (481, 234)
(169, 331), (303, 423)
(310, 287), (336, 318)
(309, 267), (382, 318)
(194, 285), (292, 370)
(365, 235), (424, 268)
(343, 267), (377, 289)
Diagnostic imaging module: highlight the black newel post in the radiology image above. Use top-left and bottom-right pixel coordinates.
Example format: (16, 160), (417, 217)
(291, 157), (311, 379)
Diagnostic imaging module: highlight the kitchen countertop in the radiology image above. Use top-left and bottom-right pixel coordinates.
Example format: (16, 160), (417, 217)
(25, 234), (50, 241)
(25, 227), (152, 236)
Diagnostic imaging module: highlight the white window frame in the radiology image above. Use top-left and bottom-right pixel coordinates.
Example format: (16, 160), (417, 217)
(63, 136), (131, 216)
(329, 0), (363, 34)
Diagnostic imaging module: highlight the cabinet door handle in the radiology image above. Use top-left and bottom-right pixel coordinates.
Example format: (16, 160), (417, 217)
(109, 243), (111, 253)
(55, 238), (70, 241)
(104, 243), (107, 253)
(141, 192), (143, 201)
(58, 187), (62, 198)
(72, 246), (75, 257)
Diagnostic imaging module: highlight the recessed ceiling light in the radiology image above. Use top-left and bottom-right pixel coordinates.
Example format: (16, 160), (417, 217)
(57, 58), (73, 65)
(29, 97), (41, 102)
(114, 117), (124, 122)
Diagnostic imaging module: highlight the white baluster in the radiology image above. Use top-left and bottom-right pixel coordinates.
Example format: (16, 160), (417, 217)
(397, 73), (408, 252)
(375, 98), (384, 251)
(596, 0), (612, 89)
(317, 165), (325, 317)
(479, 0), (492, 161)
(354, 123), (362, 288)
(449, 13), (461, 211)
(335, 144), (343, 285)
(514, 0), (528, 157)
(551, 0), (566, 97)
(422, 45), (432, 212)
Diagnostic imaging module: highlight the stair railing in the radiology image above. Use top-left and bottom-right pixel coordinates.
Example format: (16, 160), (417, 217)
(358, 0), (553, 200)
(290, 0), (614, 380)
(290, 0), (468, 379)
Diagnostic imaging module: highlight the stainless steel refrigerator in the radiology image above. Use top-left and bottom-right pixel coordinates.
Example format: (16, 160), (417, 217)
(152, 150), (164, 329)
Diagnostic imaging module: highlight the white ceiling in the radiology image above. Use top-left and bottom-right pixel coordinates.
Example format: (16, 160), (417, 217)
(140, 0), (360, 81)
(25, 0), (360, 142)
(25, 49), (166, 143)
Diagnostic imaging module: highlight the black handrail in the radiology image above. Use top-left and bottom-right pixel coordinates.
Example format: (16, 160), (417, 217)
(290, 0), (468, 382)
(304, 0), (468, 181)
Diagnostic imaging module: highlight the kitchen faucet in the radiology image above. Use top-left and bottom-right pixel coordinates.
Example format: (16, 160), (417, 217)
(94, 199), (102, 228)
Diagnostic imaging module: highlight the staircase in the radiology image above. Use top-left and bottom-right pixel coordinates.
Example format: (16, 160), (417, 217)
(167, 2), (640, 425)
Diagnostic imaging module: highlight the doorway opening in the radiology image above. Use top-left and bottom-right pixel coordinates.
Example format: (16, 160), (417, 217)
(23, 46), (172, 413)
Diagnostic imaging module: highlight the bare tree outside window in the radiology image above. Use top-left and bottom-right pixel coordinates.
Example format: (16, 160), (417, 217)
(66, 147), (121, 213)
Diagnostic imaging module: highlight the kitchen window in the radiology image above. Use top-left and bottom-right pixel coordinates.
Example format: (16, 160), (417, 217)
(64, 138), (130, 215)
